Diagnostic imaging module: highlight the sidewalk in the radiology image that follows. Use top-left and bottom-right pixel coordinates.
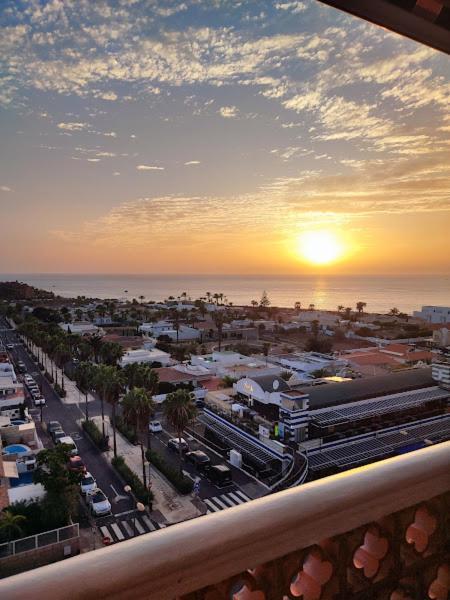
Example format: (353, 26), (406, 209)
(90, 415), (203, 524)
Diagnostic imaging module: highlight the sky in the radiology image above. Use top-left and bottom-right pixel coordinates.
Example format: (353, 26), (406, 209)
(0, 0), (449, 275)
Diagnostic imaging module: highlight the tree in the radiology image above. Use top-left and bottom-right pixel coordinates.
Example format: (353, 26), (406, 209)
(74, 361), (96, 420)
(164, 389), (197, 473)
(308, 303), (315, 311)
(311, 319), (320, 338)
(251, 300), (258, 309)
(88, 334), (104, 363)
(337, 305), (344, 314)
(260, 291), (270, 308)
(344, 307), (352, 320)
(212, 311), (225, 351)
(100, 341), (124, 366)
(95, 365), (124, 457)
(122, 387), (156, 489)
(33, 445), (81, 524)
(294, 301), (301, 313)
(389, 307), (400, 316)
(0, 510), (26, 543)
(138, 295), (145, 304)
(262, 342), (271, 364)
(280, 370), (293, 381)
(305, 336), (333, 354)
(356, 301), (367, 315)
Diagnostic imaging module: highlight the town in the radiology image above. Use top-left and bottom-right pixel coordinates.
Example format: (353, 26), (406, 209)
(0, 281), (449, 581)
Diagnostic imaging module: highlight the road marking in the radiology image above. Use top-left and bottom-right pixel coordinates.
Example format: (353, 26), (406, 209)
(227, 492), (246, 504)
(234, 490), (251, 501)
(142, 515), (155, 531)
(220, 494), (237, 507)
(114, 508), (135, 518)
(111, 523), (125, 541)
(134, 518), (145, 534)
(99, 526), (111, 539)
(122, 521), (134, 537)
(204, 499), (221, 512)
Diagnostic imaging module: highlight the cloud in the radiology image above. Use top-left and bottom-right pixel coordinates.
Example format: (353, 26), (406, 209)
(136, 165), (164, 171)
(113, 172), (120, 176)
(219, 106), (238, 118)
(275, 2), (307, 13)
(87, 158), (100, 162)
(57, 122), (89, 131)
(1, 186), (12, 192)
(184, 160), (201, 165)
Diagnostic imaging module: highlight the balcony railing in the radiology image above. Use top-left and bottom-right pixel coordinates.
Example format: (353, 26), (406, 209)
(1, 442), (449, 599)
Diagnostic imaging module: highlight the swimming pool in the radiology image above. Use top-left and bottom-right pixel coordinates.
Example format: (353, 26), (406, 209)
(3, 444), (32, 455)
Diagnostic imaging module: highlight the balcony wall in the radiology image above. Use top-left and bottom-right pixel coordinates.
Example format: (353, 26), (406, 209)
(1, 442), (449, 599)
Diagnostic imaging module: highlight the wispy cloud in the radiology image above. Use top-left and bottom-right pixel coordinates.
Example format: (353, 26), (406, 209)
(136, 165), (164, 171)
(1, 185), (12, 192)
(184, 160), (201, 166)
(57, 122), (89, 131)
(219, 106), (238, 118)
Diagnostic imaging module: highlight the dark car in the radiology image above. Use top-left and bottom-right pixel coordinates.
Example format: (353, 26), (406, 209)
(207, 464), (232, 487)
(47, 421), (62, 436)
(16, 361), (26, 374)
(185, 450), (211, 471)
(68, 455), (87, 473)
(167, 438), (189, 453)
(52, 429), (66, 443)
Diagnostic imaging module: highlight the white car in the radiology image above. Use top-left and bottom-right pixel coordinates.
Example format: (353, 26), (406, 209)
(149, 420), (162, 433)
(87, 489), (111, 516)
(33, 395), (46, 407)
(56, 435), (78, 456)
(80, 472), (97, 496)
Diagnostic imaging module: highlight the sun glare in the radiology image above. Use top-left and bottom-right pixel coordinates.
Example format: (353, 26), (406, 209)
(297, 230), (344, 266)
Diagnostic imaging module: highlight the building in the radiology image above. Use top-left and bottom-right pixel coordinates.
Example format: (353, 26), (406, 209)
(432, 358), (450, 389)
(119, 348), (172, 368)
(191, 351), (280, 379)
(139, 321), (200, 342)
(413, 305), (450, 324)
(269, 351), (347, 376)
(0, 374), (25, 419)
(59, 322), (102, 336)
(433, 327), (450, 348)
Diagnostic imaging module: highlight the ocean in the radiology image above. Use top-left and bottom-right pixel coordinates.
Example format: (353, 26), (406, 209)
(2, 273), (449, 315)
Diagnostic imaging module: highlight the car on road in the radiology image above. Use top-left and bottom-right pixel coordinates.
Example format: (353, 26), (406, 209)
(16, 361), (26, 374)
(80, 472), (97, 496)
(33, 394), (46, 407)
(168, 437), (189, 453)
(68, 455), (87, 473)
(56, 435), (78, 456)
(52, 429), (66, 443)
(24, 375), (34, 384)
(6, 343), (14, 350)
(185, 450), (211, 471)
(207, 464), (232, 487)
(195, 399), (205, 408)
(149, 420), (162, 433)
(47, 421), (62, 436)
(87, 489), (111, 517)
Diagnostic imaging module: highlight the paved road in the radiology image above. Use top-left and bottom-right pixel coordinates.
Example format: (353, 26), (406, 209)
(0, 319), (134, 517)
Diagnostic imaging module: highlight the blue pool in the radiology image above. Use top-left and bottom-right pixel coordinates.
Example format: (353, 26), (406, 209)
(3, 444), (31, 455)
(9, 471), (34, 487)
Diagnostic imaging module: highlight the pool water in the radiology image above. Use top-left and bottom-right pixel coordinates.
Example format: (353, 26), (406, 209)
(3, 444), (31, 455)
(9, 471), (34, 487)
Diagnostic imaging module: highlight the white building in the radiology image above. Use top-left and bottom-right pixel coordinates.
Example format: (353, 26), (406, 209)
(234, 374), (290, 407)
(139, 321), (200, 341)
(270, 352), (347, 376)
(433, 328), (450, 348)
(432, 359), (450, 388)
(0, 376), (25, 418)
(119, 348), (172, 368)
(191, 351), (280, 378)
(59, 322), (102, 336)
(413, 306), (450, 324)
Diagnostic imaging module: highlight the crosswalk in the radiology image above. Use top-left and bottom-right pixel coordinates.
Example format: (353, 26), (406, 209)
(98, 514), (166, 544)
(204, 490), (252, 514)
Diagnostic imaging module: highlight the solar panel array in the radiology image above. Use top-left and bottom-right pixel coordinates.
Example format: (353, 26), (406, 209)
(199, 413), (275, 466)
(311, 387), (449, 427)
(308, 415), (450, 471)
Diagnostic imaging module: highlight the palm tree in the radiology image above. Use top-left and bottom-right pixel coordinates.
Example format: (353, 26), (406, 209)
(0, 510), (26, 543)
(138, 295), (145, 304)
(212, 311), (225, 351)
(95, 366), (124, 458)
(337, 305), (344, 314)
(100, 341), (124, 366)
(389, 307), (400, 316)
(88, 334), (103, 363)
(308, 303), (315, 311)
(122, 388), (156, 488)
(74, 362), (96, 420)
(356, 301), (367, 315)
(164, 389), (197, 473)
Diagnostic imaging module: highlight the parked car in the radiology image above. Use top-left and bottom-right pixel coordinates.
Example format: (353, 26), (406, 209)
(149, 420), (162, 433)
(52, 429), (66, 443)
(207, 464), (232, 487)
(167, 437), (189, 453)
(68, 455), (86, 473)
(185, 450), (211, 471)
(33, 395), (46, 407)
(56, 435), (78, 456)
(24, 375), (34, 384)
(6, 343), (14, 350)
(195, 399), (205, 408)
(47, 421), (62, 436)
(87, 489), (111, 516)
(80, 472), (97, 496)
(16, 361), (26, 374)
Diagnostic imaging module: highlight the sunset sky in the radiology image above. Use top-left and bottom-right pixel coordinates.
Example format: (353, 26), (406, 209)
(0, 0), (449, 275)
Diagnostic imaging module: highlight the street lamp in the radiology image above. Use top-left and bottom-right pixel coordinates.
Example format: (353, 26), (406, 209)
(124, 487), (145, 536)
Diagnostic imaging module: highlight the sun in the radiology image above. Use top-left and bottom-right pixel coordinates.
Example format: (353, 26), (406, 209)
(297, 230), (344, 265)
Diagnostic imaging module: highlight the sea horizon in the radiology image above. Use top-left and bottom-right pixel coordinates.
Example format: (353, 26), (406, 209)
(2, 272), (449, 315)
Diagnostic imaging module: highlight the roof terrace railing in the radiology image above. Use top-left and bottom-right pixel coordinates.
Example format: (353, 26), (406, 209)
(1, 442), (449, 599)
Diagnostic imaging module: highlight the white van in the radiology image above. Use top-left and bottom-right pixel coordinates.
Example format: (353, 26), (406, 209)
(56, 435), (78, 456)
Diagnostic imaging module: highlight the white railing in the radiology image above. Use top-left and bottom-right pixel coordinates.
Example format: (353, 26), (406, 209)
(0, 442), (449, 599)
(0, 523), (79, 558)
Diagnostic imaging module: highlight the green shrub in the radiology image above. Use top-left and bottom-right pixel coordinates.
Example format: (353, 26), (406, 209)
(82, 419), (109, 451)
(111, 455), (152, 505)
(54, 383), (67, 398)
(146, 449), (193, 494)
(115, 416), (138, 444)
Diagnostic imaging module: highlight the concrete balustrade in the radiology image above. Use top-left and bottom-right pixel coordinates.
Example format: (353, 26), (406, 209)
(0, 442), (449, 599)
